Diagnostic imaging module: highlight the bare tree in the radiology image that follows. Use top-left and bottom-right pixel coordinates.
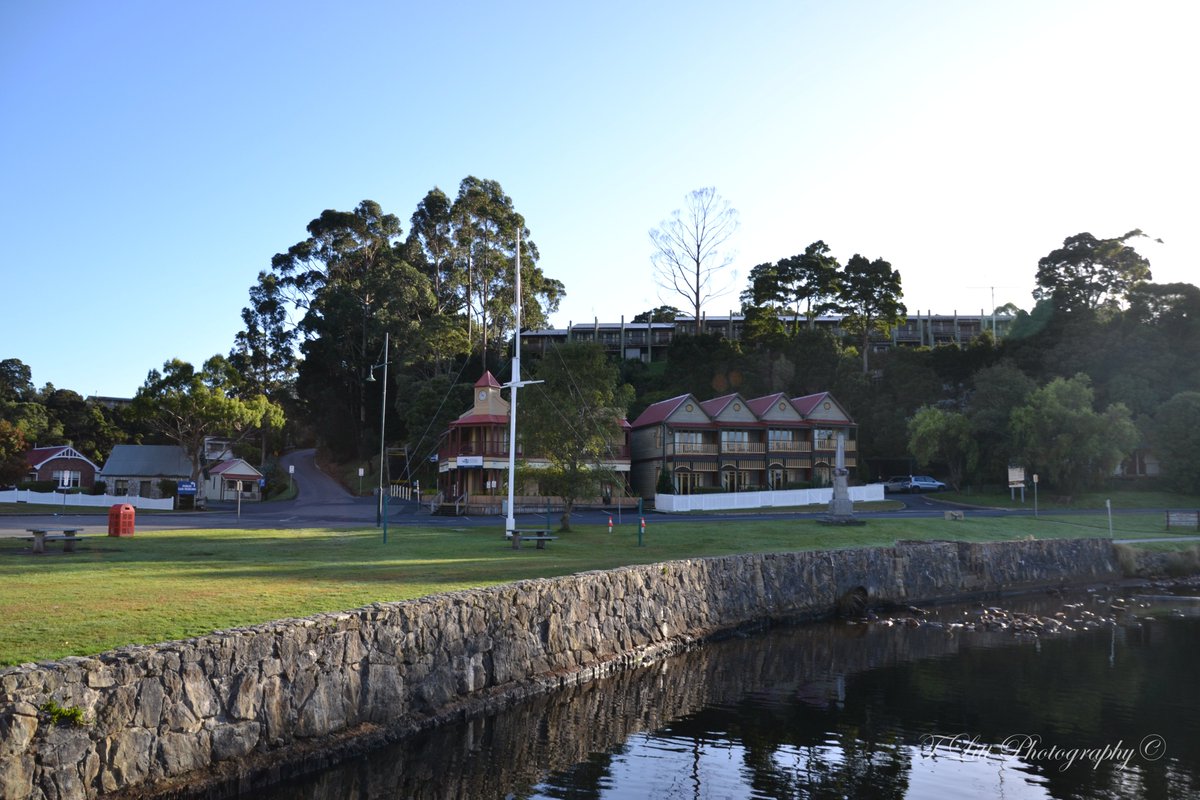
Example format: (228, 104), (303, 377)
(649, 187), (739, 334)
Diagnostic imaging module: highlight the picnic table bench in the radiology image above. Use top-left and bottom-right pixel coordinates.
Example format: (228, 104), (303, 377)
(509, 529), (558, 550)
(24, 528), (93, 554)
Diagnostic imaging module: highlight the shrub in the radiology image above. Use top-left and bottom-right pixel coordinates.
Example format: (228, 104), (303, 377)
(1114, 544), (1139, 576)
(656, 468), (674, 495)
(40, 700), (87, 727)
(158, 479), (178, 498)
(90, 480), (107, 496)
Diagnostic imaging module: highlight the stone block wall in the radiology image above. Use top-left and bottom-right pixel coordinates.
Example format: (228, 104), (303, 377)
(0, 538), (1118, 800)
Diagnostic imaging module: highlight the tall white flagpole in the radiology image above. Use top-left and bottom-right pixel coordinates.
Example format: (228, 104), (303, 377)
(504, 229), (542, 538)
(504, 233), (522, 537)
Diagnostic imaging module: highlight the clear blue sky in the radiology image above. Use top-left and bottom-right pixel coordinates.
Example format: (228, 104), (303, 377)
(2, 1), (1195, 398)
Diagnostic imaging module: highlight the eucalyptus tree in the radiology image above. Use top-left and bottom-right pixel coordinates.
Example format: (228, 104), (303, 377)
(518, 342), (633, 531)
(407, 187), (460, 316)
(230, 271), (296, 462)
(741, 241), (841, 334)
(270, 200), (434, 456)
(786, 240), (842, 330)
(133, 357), (285, 504)
(632, 305), (683, 323)
(1009, 374), (1138, 495)
(837, 254), (906, 373)
(1033, 229), (1154, 313)
(649, 187), (739, 334)
(450, 176), (563, 363)
(907, 406), (977, 490)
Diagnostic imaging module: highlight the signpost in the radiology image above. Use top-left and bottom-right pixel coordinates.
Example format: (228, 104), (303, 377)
(1007, 466), (1026, 503)
(177, 480), (197, 511)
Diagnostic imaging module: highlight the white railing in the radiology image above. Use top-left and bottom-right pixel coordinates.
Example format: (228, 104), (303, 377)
(387, 484), (418, 500)
(0, 490), (175, 510)
(654, 484), (885, 512)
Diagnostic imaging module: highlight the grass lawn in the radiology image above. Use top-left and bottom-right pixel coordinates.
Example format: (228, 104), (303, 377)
(0, 514), (1191, 666)
(941, 488), (1200, 511)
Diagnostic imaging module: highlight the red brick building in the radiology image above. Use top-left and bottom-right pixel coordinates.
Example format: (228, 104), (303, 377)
(24, 445), (101, 489)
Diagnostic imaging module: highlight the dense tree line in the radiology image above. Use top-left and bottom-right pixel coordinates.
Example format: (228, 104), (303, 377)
(6, 187), (1197, 502)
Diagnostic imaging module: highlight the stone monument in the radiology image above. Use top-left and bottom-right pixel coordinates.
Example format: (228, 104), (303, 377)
(822, 432), (862, 525)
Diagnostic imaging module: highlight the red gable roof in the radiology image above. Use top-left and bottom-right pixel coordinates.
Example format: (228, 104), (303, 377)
(745, 393), (788, 417)
(209, 459), (262, 479)
(25, 446), (98, 470)
(474, 371), (502, 389)
(791, 392), (830, 417)
(699, 394), (739, 417)
(629, 394), (692, 428)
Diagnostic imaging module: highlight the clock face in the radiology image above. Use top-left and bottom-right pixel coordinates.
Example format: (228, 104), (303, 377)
(478, 390), (487, 400)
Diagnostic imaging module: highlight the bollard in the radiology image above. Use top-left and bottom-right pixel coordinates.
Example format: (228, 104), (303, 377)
(638, 516), (645, 547)
(607, 515), (613, 534)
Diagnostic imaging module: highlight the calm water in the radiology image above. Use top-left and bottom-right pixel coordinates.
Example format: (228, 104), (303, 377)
(257, 591), (1200, 799)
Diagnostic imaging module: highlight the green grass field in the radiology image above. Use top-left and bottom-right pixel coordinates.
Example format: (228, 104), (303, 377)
(0, 513), (1192, 666)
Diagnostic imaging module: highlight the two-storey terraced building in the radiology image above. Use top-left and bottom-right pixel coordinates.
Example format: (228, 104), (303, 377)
(629, 390), (856, 498)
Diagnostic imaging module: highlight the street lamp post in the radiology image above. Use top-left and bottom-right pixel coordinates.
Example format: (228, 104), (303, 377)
(366, 331), (390, 542)
(1032, 473), (1039, 518)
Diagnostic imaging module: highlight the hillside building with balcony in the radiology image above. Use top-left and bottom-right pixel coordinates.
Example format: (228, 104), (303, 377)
(435, 372), (632, 514)
(519, 310), (1013, 363)
(629, 390), (857, 498)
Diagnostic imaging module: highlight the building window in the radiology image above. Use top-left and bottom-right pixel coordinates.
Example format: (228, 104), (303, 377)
(51, 469), (81, 488)
(674, 431), (708, 454)
(114, 479), (129, 496)
(721, 430), (749, 446)
(768, 429), (796, 445)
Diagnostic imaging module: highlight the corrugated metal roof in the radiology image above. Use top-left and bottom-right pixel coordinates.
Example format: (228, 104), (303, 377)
(99, 445), (193, 478)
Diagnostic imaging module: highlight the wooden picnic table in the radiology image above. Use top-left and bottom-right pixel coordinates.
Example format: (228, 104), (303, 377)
(25, 528), (87, 554)
(509, 529), (558, 550)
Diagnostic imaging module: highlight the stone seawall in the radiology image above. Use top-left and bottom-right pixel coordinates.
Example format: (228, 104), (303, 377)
(0, 538), (1119, 800)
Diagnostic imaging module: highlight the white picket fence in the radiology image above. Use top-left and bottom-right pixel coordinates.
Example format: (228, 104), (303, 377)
(0, 490), (175, 511)
(654, 484), (885, 513)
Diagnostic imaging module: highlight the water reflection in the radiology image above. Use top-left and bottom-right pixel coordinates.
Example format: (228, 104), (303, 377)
(257, 592), (1200, 800)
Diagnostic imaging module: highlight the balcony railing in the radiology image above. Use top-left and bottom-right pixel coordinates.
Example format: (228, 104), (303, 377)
(668, 442), (719, 456)
(439, 443), (630, 461)
(720, 442), (765, 454)
(766, 441), (812, 453)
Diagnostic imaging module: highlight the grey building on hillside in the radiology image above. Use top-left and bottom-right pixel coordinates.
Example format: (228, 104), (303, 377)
(99, 445), (193, 498)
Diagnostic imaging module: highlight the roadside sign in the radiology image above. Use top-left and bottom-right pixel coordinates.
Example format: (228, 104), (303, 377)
(177, 480), (198, 495)
(1007, 466), (1025, 488)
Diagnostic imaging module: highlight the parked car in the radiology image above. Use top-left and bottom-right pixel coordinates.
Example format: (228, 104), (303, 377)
(908, 475), (946, 492)
(883, 475), (946, 493)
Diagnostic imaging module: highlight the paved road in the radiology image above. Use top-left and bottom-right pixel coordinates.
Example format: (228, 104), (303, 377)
(0, 469), (1191, 536)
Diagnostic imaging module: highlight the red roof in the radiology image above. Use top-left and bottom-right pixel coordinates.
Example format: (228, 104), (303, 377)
(791, 392), (830, 417)
(699, 394), (739, 417)
(208, 459), (262, 478)
(629, 394), (693, 428)
(745, 393), (788, 417)
(25, 446), (97, 470)
(474, 371), (502, 389)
